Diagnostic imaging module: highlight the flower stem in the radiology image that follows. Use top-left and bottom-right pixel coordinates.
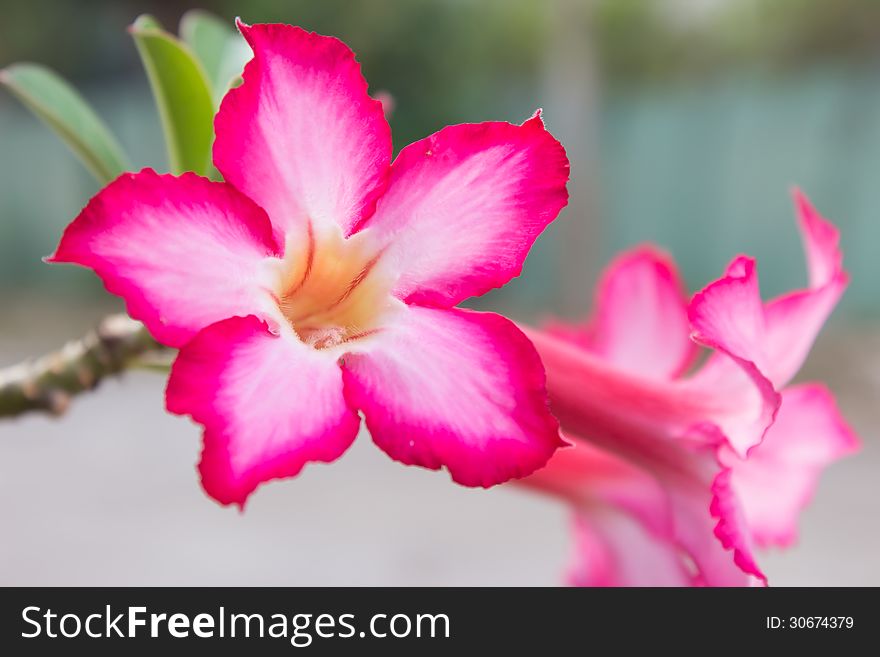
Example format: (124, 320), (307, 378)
(0, 314), (168, 417)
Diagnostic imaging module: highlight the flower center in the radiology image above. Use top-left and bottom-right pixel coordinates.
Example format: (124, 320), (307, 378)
(275, 226), (392, 350)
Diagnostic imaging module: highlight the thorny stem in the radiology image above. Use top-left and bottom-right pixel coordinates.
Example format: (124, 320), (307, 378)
(0, 314), (170, 418)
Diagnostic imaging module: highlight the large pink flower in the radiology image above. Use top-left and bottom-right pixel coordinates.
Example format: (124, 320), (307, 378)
(49, 22), (569, 506)
(520, 190), (858, 585)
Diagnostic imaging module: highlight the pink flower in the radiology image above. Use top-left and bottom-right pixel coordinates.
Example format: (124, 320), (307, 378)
(520, 190), (859, 586)
(49, 22), (569, 506)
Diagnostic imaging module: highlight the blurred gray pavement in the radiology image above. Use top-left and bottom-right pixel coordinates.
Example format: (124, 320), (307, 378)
(1, 302), (878, 585)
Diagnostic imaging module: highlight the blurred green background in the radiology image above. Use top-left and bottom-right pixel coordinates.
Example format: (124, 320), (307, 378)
(3, 0), (880, 319)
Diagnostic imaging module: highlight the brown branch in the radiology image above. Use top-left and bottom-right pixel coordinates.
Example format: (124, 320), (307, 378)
(0, 314), (169, 418)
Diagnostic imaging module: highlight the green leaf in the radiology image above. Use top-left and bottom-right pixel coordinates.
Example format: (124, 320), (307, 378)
(130, 14), (215, 176)
(179, 10), (251, 106)
(0, 63), (129, 184)
(133, 13), (162, 30)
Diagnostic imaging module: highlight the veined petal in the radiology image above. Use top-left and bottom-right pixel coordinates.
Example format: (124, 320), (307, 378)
(48, 169), (280, 348)
(362, 113), (569, 307)
(730, 384), (859, 547)
(342, 306), (564, 487)
(545, 245), (696, 380)
(166, 315), (360, 507)
(214, 22), (392, 244)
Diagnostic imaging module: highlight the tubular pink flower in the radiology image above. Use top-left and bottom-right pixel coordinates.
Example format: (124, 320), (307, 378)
(49, 21), (569, 506)
(522, 190), (858, 586)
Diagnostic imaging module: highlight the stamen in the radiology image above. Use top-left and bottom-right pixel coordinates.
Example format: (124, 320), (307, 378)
(306, 251), (383, 322)
(280, 221), (316, 299)
(274, 228), (391, 350)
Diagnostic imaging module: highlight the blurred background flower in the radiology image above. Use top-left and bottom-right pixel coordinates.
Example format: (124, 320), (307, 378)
(1, 0), (877, 585)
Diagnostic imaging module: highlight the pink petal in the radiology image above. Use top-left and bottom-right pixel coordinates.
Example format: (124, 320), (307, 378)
(525, 327), (777, 462)
(730, 383), (859, 547)
(214, 22), (392, 244)
(362, 112), (569, 307)
(526, 329), (770, 584)
(166, 316), (360, 507)
(762, 191), (848, 387)
(521, 435), (759, 586)
(689, 191), (847, 395)
(545, 245), (697, 380)
(763, 286), (846, 387)
(521, 438), (694, 586)
(48, 169), (280, 348)
(342, 306), (564, 487)
(708, 465), (765, 585)
(688, 256), (773, 378)
(638, 437), (765, 586)
(687, 257), (781, 454)
(566, 512), (694, 587)
(793, 187), (843, 288)
(522, 437), (675, 536)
